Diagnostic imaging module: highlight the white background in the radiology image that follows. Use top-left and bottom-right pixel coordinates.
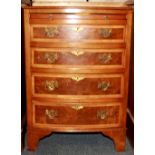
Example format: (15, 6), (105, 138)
(0, 0), (155, 154)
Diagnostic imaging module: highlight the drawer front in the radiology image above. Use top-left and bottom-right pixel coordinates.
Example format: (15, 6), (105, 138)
(34, 102), (121, 127)
(32, 74), (123, 97)
(32, 48), (124, 68)
(30, 13), (127, 25)
(31, 25), (125, 42)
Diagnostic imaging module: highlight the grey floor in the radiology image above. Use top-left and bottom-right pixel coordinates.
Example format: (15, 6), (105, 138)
(22, 133), (134, 155)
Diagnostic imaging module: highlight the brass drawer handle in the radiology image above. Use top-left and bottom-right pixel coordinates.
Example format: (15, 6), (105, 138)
(98, 81), (110, 91)
(97, 110), (107, 120)
(45, 80), (58, 91)
(71, 76), (85, 82)
(71, 105), (84, 111)
(103, 15), (108, 20)
(72, 26), (84, 32)
(44, 53), (58, 64)
(44, 27), (59, 37)
(99, 28), (112, 38)
(98, 53), (112, 64)
(70, 49), (84, 56)
(48, 14), (53, 19)
(45, 109), (58, 119)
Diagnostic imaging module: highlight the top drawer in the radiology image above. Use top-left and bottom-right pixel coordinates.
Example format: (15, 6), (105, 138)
(30, 13), (127, 25)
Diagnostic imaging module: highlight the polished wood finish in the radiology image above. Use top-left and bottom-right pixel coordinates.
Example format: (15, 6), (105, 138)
(33, 48), (124, 67)
(34, 102), (121, 127)
(32, 25), (125, 41)
(33, 74), (123, 96)
(30, 13), (126, 20)
(127, 19), (134, 148)
(30, 18), (127, 25)
(23, 4), (133, 152)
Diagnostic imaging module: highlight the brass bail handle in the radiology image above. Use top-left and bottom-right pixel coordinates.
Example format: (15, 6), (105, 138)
(99, 28), (112, 38)
(103, 15), (109, 20)
(44, 53), (58, 64)
(44, 27), (59, 37)
(97, 110), (107, 120)
(98, 81), (111, 91)
(45, 80), (58, 91)
(45, 109), (58, 119)
(98, 53), (112, 64)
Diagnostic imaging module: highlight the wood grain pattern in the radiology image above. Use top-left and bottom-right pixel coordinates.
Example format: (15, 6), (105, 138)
(31, 19), (127, 25)
(30, 13), (126, 20)
(32, 48), (124, 67)
(30, 13), (127, 25)
(31, 25), (125, 42)
(34, 103), (121, 126)
(24, 9), (33, 129)
(31, 41), (126, 49)
(33, 74), (123, 96)
(23, 5), (133, 152)
(120, 11), (133, 130)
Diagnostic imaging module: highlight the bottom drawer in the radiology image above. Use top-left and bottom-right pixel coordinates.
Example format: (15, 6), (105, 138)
(33, 102), (121, 128)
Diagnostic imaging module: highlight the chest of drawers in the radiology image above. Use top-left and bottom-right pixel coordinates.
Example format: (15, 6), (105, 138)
(23, 4), (133, 152)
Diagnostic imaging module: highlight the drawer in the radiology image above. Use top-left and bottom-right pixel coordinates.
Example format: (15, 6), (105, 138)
(32, 48), (125, 68)
(30, 13), (127, 25)
(33, 102), (121, 127)
(32, 74), (124, 98)
(31, 25), (125, 42)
